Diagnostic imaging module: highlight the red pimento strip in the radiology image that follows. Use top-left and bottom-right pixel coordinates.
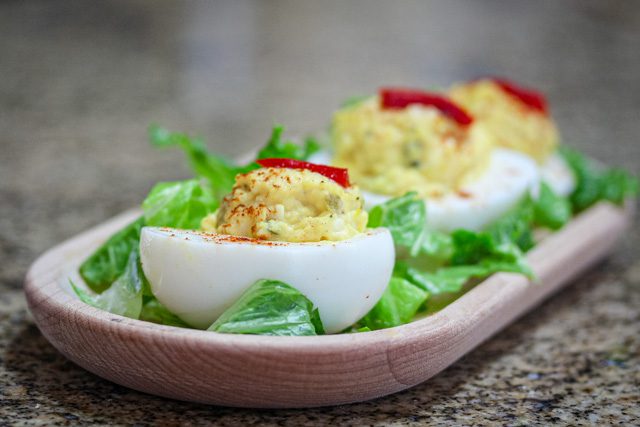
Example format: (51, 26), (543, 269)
(256, 158), (351, 188)
(379, 87), (474, 127)
(491, 78), (548, 114)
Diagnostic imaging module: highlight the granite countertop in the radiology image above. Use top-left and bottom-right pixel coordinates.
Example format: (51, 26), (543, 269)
(1, 1), (639, 425)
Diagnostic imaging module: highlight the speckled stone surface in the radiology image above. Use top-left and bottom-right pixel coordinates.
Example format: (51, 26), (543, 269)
(1, 1), (639, 425)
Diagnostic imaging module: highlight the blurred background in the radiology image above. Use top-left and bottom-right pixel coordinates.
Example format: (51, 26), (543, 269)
(1, 1), (639, 423)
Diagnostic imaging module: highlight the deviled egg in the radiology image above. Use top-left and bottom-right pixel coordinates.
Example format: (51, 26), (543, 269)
(450, 78), (575, 196)
(140, 162), (395, 333)
(332, 90), (492, 198)
(311, 88), (543, 232)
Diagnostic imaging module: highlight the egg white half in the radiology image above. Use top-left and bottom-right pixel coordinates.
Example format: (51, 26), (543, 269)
(140, 227), (395, 334)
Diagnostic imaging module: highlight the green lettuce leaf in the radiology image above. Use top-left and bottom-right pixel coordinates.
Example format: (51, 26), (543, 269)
(560, 146), (638, 212)
(149, 124), (320, 201)
(450, 229), (531, 277)
(534, 181), (571, 230)
(340, 95), (371, 108)
(366, 193), (534, 313)
(340, 325), (373, 333)
(149, 125), (255, 200)
(208, 279), (325, 336)
(396, 261), (529, 296)
(367, 193), (454, 270)
(77, 248), (190, 327)
(441, 200), (534, 289)
(413, 230), (454, 260)
(367, 192), (426, 254)
(256, 125), (321, 160)
(139, 296), (190, 327)
(72, 249), (145, 318)
(598, 169), (639, 204)
(486, 196), (535, 252)
(358, 277), (429, 330)
(142, 179), (218, 229)
(79, 217), (145, 293)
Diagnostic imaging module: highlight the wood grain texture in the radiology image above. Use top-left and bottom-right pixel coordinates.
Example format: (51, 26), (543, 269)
(24, 203), (633, 408)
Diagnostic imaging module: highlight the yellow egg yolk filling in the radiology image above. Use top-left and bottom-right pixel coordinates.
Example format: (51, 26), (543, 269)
(201, 167), (368, 242)
(449, 79), (559, 163)
(331, 97), (492, 198)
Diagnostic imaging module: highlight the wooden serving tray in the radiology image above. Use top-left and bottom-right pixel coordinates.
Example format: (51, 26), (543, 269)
(24, 202), (632, 408)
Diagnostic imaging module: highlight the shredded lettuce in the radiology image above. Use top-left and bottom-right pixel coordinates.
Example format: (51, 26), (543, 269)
(72, 250), (145, 318)
(340, 95), (371, 109)
(256, 125), (321, 161)
(358, 277), (429, 330)
(75, 251), (190, 327)
(534, 182), (571, 230)
(149, 124), (320, 200)
(142, 179), (218, 229)
(368, 193), (534, 273)
(413, 230), (454, 260)
(450, 229), (532, 276)
(208, 279), (325, 336)
(139, 297), (190, 327)
(361, 193), (535, 326)
(486, 196), (536, 252)
(397, 261), (529, 296)
(149, 125), (255, 200)
(367, 192), (426, 254)
(79, 217), (145, 293)
(366, 192), (455, 261)
(560, 146), (638, 212)
(391, 227), (532, 298)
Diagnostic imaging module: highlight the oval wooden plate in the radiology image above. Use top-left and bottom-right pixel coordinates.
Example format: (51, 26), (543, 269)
(24, 202), (632, 408)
